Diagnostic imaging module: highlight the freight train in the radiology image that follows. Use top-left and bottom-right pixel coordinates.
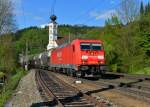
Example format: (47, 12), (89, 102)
(21, 39), (107, 78)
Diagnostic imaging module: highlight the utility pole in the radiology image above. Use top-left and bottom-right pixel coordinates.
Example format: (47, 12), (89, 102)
(69, 32), (71, 43)
(25, 41), (28, 70)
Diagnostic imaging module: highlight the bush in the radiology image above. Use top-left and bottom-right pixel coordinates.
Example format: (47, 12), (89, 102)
(134, 67), (150, 75)
(0, 68), (27, 107)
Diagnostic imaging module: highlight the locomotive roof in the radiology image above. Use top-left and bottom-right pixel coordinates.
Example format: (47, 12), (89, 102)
(56, 36), (103, 46)
(73, 39), (103, 43)
(56, 38), (103, 49)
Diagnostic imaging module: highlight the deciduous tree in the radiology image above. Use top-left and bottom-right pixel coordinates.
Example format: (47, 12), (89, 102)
(0, 0), (16, 35)
(118, 0), (140, 24)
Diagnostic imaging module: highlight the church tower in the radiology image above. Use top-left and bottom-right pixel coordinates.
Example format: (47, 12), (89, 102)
(47, 15), (58, 50)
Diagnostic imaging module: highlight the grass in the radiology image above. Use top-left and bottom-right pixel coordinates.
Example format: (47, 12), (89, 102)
(0, 68), (27, 107)
(128, 67), (150, 75)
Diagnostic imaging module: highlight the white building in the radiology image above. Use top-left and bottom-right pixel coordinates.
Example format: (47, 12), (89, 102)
(47, 15), (58, 51)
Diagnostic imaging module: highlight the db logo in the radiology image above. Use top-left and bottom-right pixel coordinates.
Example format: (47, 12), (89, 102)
(57, 52), (62, 57)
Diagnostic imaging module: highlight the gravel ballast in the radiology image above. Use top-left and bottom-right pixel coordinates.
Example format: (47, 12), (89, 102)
(51, 72), (150, 107)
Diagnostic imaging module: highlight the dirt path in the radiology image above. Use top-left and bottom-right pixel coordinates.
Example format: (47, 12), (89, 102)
(5, 70), (43, 107)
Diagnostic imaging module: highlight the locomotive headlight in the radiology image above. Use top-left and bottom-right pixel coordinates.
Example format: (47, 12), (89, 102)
(81, 55), (88, 60)
(98, 55), (104, 60)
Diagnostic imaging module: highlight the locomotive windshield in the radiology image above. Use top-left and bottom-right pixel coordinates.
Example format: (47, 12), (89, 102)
(80, 43), (102, 50)
(92, 43), (102, 50)
(80, 43), (90, 50)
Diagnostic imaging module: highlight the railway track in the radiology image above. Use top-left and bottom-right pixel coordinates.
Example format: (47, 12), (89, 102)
(81, 74), (150, 103)
(35, 69), (107, 107)
(96, 79), (150, 102)
(104, 72), (150, 93)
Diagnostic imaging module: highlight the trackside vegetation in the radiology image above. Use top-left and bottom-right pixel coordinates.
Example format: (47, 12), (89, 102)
(0, 1), (27, 106)
(0, 68), (27, 107)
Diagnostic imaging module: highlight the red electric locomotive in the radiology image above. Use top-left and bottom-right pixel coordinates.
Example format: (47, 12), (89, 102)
(50, 39), (106, 77)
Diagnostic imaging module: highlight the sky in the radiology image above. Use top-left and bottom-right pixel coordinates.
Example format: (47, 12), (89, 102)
(13, 0), (150, 29)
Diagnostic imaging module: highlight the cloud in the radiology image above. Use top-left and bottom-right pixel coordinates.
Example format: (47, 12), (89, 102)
(12, 0), (44, 24)
(16, 11), (44, 21)
(12, 0), (23, 16)
(90, 9), (117, 20)
(110, 0), (115, 4)
(14, 10), (24, 16)
(39, 24), (49, 28)
(33, 16), (43, 21)
(12, 0), (22, 6)
(14, 9), (32, 18)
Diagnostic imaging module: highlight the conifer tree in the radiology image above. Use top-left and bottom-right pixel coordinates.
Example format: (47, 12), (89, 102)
(140, 2), (144, 15)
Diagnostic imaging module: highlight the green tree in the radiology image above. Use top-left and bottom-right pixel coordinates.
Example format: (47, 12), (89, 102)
(145, 2), (150, 15)
(140, 2), (144, 16)
(103, 1), (150, 74)
(0, 35), (16, 76)
(115, 23), (145, 72)
(15, 27), (48, 55)
(139, 3), (150, 67)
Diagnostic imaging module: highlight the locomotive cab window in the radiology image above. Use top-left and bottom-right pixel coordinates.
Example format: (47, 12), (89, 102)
(80, 43), (90, 50)
(92, 43), (102, 50)
(80, 43), (102, 50)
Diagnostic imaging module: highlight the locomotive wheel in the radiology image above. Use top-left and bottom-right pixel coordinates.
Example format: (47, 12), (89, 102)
(76, 71), (81, 78)
(72, 72), (76, 77)
(66, 68), (71, 76)
(69, 69), (76, 77)
(76, 71), (85, 78)
(66, 69), (74, 77)
(100, 70), (105, 78)
(81, 72), (85, 77)
(63, 68), (66, 74)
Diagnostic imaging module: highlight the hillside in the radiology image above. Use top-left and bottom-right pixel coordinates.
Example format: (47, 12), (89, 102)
(1, 2), (150, 78)
(13, 21), (150, 75)
(14, 25), (102, 55)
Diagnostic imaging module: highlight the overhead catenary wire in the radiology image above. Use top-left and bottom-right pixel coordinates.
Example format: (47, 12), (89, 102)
(19, 0), (29, 69)
(81, 0), (141, 25)
(68, 0), (128, 39)
(72, 0), (107, 24)
(20, 0), (27, 28)
(51, 0), (56, 15)
(81, 2), (122, 25)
